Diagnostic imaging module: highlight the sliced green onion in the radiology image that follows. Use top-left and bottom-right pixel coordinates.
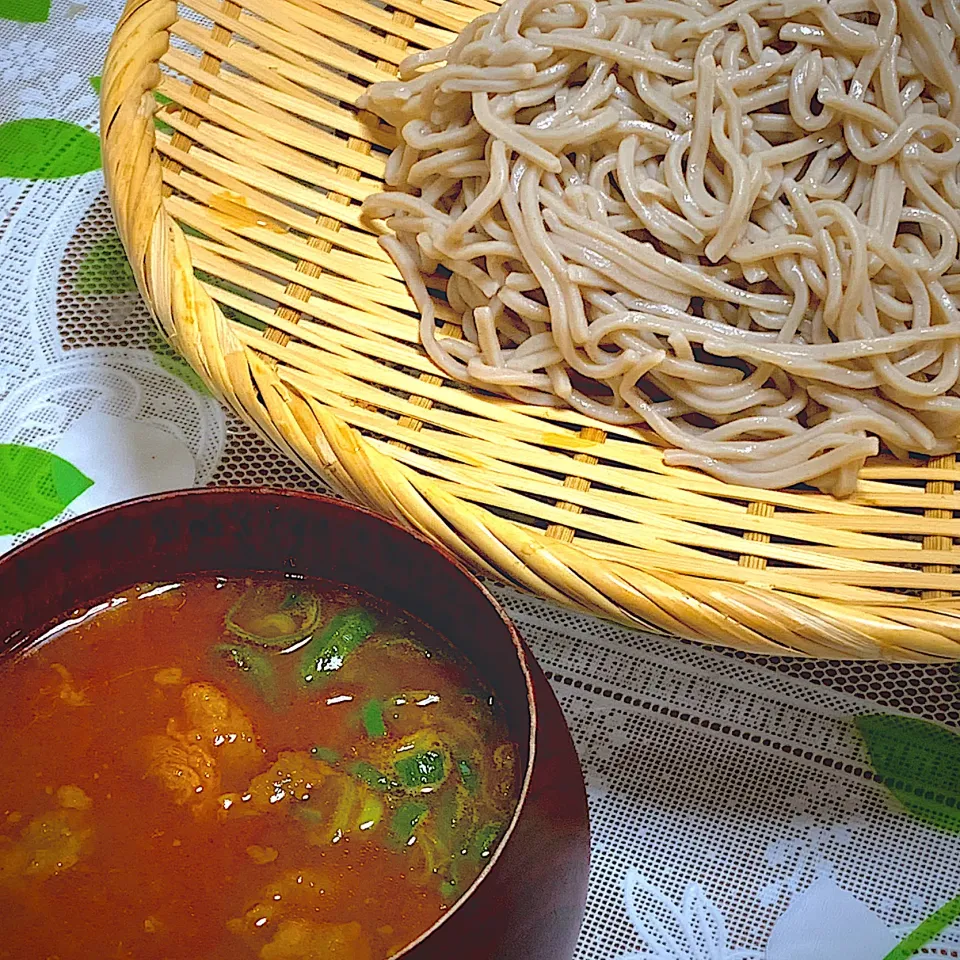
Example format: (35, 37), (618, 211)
(362, 699), (387, 738)
(300, 607), (377, 685)
(358, 794), (384, 832)
(457, 758), (479, 795)
(226, 585), (321, 649)
(310, 746), (340, 764)
(469, 822), (503, 862)
(211, 642), (278, 705)
(395, 750), (446, 789)
(441, 879), (459, 901)
(349, 761), (392, 793)
(882, 894), (960, 960)
(391, 801), (429, 846)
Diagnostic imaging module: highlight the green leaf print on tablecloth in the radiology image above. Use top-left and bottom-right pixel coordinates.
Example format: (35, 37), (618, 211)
(0, 0), (49, 22)
(0, 120), (101, 179)
(194, 269), (268, 331)
(71, 224), (210, 395)
(856, 714), (960, 832)
(90, 79), (174, 134)
(0, 444), (93, 535)
(75, 231), (138, 295)
(883, 894), (960, 960)
(152, 347), (212, 396)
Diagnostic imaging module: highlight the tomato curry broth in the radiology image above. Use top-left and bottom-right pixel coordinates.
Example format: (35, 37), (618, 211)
(0, 577), (520, 960)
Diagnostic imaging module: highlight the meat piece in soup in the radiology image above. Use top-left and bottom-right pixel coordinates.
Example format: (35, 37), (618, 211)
(141, 681), (262, 813)
(0, 576), (520, 960)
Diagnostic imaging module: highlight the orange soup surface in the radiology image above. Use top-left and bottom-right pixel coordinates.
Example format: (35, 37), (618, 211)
(0, 576), (519, 960)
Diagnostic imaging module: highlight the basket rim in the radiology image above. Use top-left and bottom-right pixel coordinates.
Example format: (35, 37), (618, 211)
(99, 0), (960, 660)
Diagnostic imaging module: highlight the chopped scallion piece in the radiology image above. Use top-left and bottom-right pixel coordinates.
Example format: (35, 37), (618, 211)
(225, 585), (320, 649)
(395, 750), (446, 789)
(300, 607), (377, 685)
(469, 822), (503, 862)
(310, 746), (340, 764)
(391, 801), (429, 846)
(349, 761), (392, 793)
(362, 699), (387, 738)
(457, 757), (479, 795)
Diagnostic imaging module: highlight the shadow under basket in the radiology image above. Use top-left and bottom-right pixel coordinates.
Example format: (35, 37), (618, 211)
(100, 0), (960, 659)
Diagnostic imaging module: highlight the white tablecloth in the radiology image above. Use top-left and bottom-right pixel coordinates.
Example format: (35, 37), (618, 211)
(1, 3), (959, 957)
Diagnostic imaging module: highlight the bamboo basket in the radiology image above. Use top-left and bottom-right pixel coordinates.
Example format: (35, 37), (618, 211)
(100, 0), (960, 659)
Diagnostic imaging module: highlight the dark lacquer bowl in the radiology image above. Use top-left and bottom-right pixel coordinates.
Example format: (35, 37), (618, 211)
(0, 487), (590, 960)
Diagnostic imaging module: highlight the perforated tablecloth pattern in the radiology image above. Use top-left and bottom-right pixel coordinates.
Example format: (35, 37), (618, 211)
(1, 3), (960, 958)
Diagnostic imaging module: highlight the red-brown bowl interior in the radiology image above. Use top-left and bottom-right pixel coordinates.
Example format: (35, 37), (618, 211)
(0, 487), (590, 960)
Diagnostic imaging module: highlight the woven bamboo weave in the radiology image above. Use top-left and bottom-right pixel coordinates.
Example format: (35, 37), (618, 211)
(100, 0), (960, 659)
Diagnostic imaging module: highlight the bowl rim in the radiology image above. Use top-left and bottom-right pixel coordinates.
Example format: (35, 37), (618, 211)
(0, 486), (539, 957)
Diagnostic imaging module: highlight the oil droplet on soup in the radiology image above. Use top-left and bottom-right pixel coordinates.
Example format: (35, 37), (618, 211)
(0, 577), (520, 960)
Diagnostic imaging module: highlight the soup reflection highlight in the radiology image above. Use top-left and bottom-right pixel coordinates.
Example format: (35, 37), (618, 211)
(0, 576), (520, 960)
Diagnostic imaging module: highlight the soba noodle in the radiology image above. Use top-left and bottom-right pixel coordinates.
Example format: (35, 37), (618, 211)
(358, 0), (960, 495)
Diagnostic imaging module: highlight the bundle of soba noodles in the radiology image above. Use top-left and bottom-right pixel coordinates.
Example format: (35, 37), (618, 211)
(358, 0), (960, 495)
